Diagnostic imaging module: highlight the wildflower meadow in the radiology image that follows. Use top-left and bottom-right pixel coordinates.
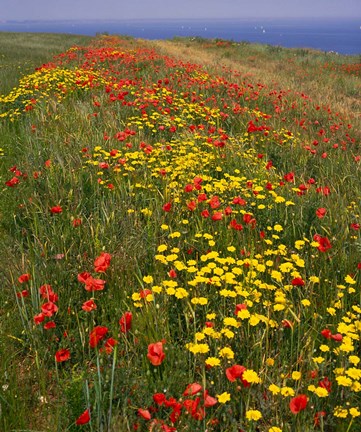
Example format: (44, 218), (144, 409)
(0, 32), (360, 432)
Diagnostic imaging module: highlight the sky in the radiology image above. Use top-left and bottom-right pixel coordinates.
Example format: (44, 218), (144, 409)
(1, 0), (360, 21)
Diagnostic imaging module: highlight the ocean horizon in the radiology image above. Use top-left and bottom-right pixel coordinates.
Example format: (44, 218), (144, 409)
(1, 18), (360, 55)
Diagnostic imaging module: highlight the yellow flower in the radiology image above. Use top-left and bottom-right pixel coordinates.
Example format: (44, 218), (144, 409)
(333, 406), (348, 418)
(345, 275), (356, 284)
(242, 369), (261, 384)
(312, 357), (325, 364)
(327, 307), (336, 316)
(280, 387), (295, 397)
(157, 244), (168, 253)
(191, 297), (208, 305)
(268, 384), (280, 395)
(219, 347), (235, 359)
(349, 407), (360, 418)
(186, 343), (209, 354)
(346, 367), (361, 380)
(314, 387), (329, 397)
(249, 315), (261, 326)
(223, 317), (239, 327)
(169, 231), (181, 238)
(175, 288), (189, 299)
(246, 409), (262, 421)
(237, 309), (250, 319)
(319, 344), (330, 352)
(291, 371), (301, 381)
(266, 358), (275, 367)
(205, 357), (221, 367)
(336, 376), (352, 387)
(309, 276), (320, 283)
(269, 427), (282, 432)
(295, 240), (305, 250)
(349, 355), (360, 365)
(217, 392), (231, 404)
(301, 299), (311, 307)
(143, 275), (154, 284)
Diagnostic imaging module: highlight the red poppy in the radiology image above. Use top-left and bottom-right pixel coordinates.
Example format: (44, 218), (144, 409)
(78, 272), (91, 284)
(153, 393), (166, 405)
(331, 333), (343, 342)
(34, 312), (45, 324)
(119, 311), (133, 333)
(225, 364), (248, 385)
(183, 383), (202, 396)
(243, 213), (254, 224)
(162, 202), (172, 212)
(314, 411), (326, 427)
(197, 193), (207, 202)
(235, 303), (247, 316)
(319, 377), (331, 392)
(94, 252), (111, 273)
(103, 337), (118, 354)
(140, 289), (152, 299)
(184, 184), (194, 192)
(75, 408), (91, 425)
(230, 219), (243, 231)
(50, 206), (63, 214)
(316, 186), (331, 196)
(211, 212), (223, 221)
(89, 326), (108, 348)
(55, 348), (70, 362)
(203, 390), (217, 407)
(289, 394), (308, 414)
(183, 397), (204, 420)
(5, 176), (20, 187)
(316, 208), (327, 219)
(168, 269), (177, 278)
(284, 172), (295, 182)
(72, 218), (82, 227)
(313, 235), (332, 252)
(321, 328), (332, 339)
(291, 277), (305, 286)
(187, 201), (197, 211)
(84, 276), (106, 292)
(39, 284), (58, 302)
(209, 196), (221, 209)
(282, 319), (293, 329)
(137, 408), (151, 421)
(16, 290), (29, 298)
(147, 341), (165, 366)
(232, 196), (246, 205)
(82, 299), (97, 312)
(18, 273), (31, 283)
(44, 321), (56, 330)
(41, 301), (58, 317)
(224, 206), (232, 216)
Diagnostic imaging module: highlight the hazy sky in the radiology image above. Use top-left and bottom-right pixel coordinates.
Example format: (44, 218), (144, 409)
(1, 0), (360, 21)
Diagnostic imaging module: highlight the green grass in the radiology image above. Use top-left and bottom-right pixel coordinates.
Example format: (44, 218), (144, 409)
(0, 32), (360, 432)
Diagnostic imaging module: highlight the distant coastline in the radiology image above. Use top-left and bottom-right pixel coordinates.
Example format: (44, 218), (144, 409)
(1, 18), (360, 55)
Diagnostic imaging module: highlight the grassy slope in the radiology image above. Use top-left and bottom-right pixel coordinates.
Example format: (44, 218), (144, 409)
(0, 33), (360, 431)
(149, 38), (361, 131)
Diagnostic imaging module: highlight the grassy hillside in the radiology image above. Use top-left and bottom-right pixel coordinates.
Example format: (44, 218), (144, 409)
(0, 32), (360, 432)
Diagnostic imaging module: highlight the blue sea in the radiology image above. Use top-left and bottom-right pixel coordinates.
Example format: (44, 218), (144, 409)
(1, 18), (360, 55)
